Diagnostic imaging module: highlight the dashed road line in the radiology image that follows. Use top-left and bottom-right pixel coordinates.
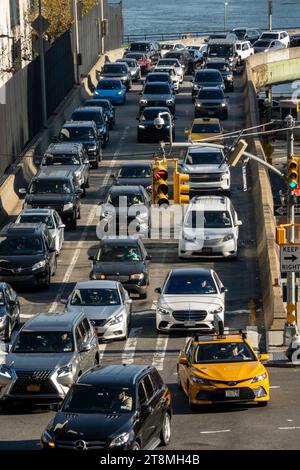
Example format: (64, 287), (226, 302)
(152, 335), (169, 371)
(122, 327), (143, 365)
(200, 429), (231, 434)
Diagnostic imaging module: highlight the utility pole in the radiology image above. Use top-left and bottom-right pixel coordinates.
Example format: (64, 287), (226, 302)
(38, 0), (47, 127)
(98, 0), (105, 55)
(268, 0), (273, 31)
(224, 2), (228, 33)
(72, 0), (81, 84)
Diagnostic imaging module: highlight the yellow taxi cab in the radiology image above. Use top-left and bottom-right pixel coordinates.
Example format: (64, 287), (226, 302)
(177, 331), (269, 409)
(185, 117), (223, 143)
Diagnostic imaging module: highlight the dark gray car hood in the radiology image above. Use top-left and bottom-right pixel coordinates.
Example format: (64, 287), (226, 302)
(92, 261), (145, 275)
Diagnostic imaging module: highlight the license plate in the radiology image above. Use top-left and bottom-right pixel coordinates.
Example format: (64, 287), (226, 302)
(225, 389), (240, 398)
(208, 111), (215, 115)
(184, 321), (196, 327)
(27, 384), (41, 392)
(202, 248), (212, 253)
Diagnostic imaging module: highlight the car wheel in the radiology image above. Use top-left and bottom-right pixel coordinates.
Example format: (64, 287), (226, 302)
(43, 272), (51, 290)
(52, 257), (57, 276)
(188, 385), (197, 410)
(94, 355), (100, 366)
(85, 178), (90, 189)
(82, 186), (86, 197)
(257, 401), (268, 407)
(70, 218), (77, 231)
(131, 441), (141, 450)
(4, 320), (12, 342)
(77, 207), (81, 220)
(160, 413), (171, 446)
(101, 140), (107, 149)
(92, 160), (99, 169)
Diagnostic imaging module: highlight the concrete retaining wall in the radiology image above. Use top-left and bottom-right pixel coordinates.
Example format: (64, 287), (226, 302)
(243, 62), (285, 345)
(0, 47), (124, 227)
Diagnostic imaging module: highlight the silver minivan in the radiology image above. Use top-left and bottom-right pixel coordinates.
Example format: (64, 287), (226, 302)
(0, 311), (99, 407)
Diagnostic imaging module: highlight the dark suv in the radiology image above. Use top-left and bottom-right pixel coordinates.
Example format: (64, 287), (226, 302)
(139, 82), (175, 114)
(89, 237), (151, 298)
(98, 62), (132, 90)
(71, 107), (109, 148)
(165, 50), (193, 74)
(128, 41), (161, 63)
(21, 168), (83, 230)
(41, 364), (172, 451)
(0, 223), (57, 289)
(57, 121), (102, 168)
(84, 98), (115, 129)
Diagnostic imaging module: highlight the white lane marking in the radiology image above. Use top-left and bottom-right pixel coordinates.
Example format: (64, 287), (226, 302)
(98, 343), (108, 362)
(152, 335), (169, 371)
(122, 327), (143, 365)
(270, 386), (281, 389)
(200, 430), (231, 434)
(48, 126), (129, 313)
(287, 420), (294, 422)
(278, 427), (300, 430)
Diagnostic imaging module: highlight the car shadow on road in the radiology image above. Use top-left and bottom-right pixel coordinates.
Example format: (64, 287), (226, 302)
(0, 440), (40, 450)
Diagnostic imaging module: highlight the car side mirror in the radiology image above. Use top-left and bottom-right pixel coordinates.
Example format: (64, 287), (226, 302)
(259, 353), (269, 362)
(75, 188), (84, 195)
(236, 220), (243, 226)
(220, 287), (228, 293)
(88, 255), (95, 261)
(179, 355), (188, 365)
(84, 159), (90, 165)
(155, 287), (161, 294)
(60, 298), (68, 304)
(80, 342), (92, 353)
(19, 188), (27, 195)
(58, 224), (66, 229)
(140, 404), (153, 415)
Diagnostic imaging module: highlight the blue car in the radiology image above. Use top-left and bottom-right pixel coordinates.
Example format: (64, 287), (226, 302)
(94, 79), (126, 105)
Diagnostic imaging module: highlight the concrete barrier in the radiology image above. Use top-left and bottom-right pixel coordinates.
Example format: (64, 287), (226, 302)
(0, 47), (125, 228)
(243, 62), (285, 346)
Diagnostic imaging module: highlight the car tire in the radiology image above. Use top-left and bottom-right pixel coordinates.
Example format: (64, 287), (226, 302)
(85, 178), (90, 189)
(257, 401), (268, 407)
(4, 320), (12, 342)
(131, 441), (141, 450)
(101, 139), (107, 149)
(52, 257), (57, 277)
(70, 218), (77, 231)
(160, 413), (171, 446)
(43, 272), (51, 290)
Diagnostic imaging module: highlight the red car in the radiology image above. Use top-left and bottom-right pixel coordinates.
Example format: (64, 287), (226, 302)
(124, 52), (152, 74)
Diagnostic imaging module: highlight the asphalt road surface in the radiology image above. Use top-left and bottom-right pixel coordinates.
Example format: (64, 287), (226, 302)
(1, 74), (299, 450)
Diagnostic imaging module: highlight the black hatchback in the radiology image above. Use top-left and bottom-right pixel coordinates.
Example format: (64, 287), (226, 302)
(41, 364), (172, 451)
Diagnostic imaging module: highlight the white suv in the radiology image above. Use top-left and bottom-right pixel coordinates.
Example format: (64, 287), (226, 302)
(260, 30), (290, 48)
(153, 65), (180, 91)
(235, 40), (254, 63)
(180, 146), (230, 194)
(178, 196), (242, 259)
(155, 268), (226, 333)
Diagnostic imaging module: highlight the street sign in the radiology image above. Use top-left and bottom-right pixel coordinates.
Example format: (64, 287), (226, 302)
(287, 303), (296, 314)
(280, 245), (300, 272)
(274, 205), (300, 216)
(31, 15), (49, 34)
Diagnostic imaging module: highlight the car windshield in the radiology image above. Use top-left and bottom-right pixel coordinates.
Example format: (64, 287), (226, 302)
(126, 53), (144, 60)
(97, 80), (121, 90)
(29, 180), (72, 194)
(70, 288), (120, 306)
(185, 150), (223, 165)
(255, 40), (272, 47)
(194, 342), (256, 363)
(96, 244), (142, 262)
(87, 100), (109, 110)
(185, 210), (232, 228)
(147, 74), (169, 82)
(197, 89), (224, 100)
(191, 123), (221, 133)
(72, 111), (104, 125)
(43, 155), (81, 165)
(107, 193), (144, 206)
(206, 63), (229, 71)
(261, 33), (279, 40)
(233, 29), (246, 39)
(164, 274), (217, 294)
(12, 331), (74, 353)
(142, 109), (170, 121)
(156, 68), (175, 75)
(208, 44), (234, 57)
(129, 43), (149, 52)
(119, 166), (151, 178)
(62, 384), (134, 413)
(158, 59), (179, 67)
(195, 72), (222, 83)
(59, 127), (95, 141)
(143, 84), (170, 94)
(118, 59), (135, 67)
(0, 236), (44, 255)
(103, 64), (127, 74)
(18, 214), (55, 229)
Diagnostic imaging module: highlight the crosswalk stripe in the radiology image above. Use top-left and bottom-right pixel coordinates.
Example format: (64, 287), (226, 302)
(122, 327), (143, 365)
(152, 335), (169, 371)
(98, 343), (107, 362)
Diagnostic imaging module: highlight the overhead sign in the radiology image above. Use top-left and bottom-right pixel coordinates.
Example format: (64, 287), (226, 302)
(280, 245), (300, 272)
(274, 205), (300, 216)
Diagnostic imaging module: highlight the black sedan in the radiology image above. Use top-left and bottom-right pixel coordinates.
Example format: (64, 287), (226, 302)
(112, 162), (152, 191)
(137, 106), (175, 143)
(41, 364), (172, 450)
(84, 98), (116, 130)
(89, 237), (151, 298)
(0, 282), (20, 342)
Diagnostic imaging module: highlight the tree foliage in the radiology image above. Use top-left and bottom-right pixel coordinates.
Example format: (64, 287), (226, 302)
(29, 0), (98, 41)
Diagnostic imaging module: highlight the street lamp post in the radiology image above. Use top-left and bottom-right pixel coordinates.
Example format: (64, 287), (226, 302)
(268, 0), (273, 31)
(224, 2), (228, 33)
(38, 0), (48, 127)
(154, 111), (173, 155)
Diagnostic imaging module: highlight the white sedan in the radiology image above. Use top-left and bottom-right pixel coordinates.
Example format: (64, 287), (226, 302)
(16, 208), (65, 254)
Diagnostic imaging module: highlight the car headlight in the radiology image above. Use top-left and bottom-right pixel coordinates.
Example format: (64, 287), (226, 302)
(109, 432), (131, 448)
(193, 84), (199, 89)
(223, 234), (234, 242)
(99, 75), (104, 80)
(209, 305), (223, 314)
(222, 171), (230, 179)
(117, 91), (123, 95)
(220, 102), (227, 107)
(105, 312), (123, 326)
(183, 231), (196, 242)
(88, 145), (97, 151)
(195, 102), (202, 107)
(0, 364), (12, 379)
(140, 99), (147, 105)
(158, 307), (172, 316)
(41, 430), (56, 447)
(227, 75), (233, 80)
(63, 202), (73, 211)
(93, 273), (106, 280)
(32, 260), (46, 271)
(191, 374), (210, 385)
(138, 125), (146, 129)
(57, 365), (72, 377)
(146, 185), (152, 192)
(130, 273), (144, 280)
(251, 373), (267, 383)
(121, 76), (127, 81)
(166, 99), (173, 105)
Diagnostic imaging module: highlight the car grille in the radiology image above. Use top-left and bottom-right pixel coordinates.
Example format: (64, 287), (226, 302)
(190, 174), (223, 183)
(148, 100), (167, 107)
(172, 310), (207, 322)
(203, 238), (222, 246)
(55, 440), (107, 450)
(202, 102), (220, 107)
(105, 275), (130, 282)
(11, 370), (57, 395)
(196, 387), (255, 401)
(169, 323), (212, 330)
(0, 266), (32, 274)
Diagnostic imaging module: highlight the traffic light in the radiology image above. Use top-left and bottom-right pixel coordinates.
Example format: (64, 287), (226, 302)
(227, 139), (248, 167)
(173, 170), (190, 204)
(152, 162), (169, 206)
(288, 156), (299, 189)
